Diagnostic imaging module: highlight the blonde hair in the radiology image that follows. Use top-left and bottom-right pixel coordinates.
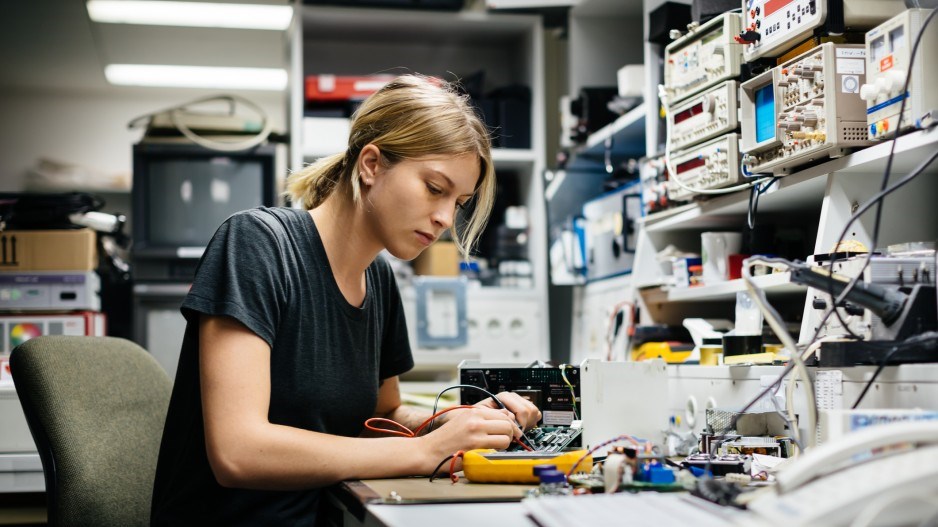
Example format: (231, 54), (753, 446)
(286, 75), (495, 259)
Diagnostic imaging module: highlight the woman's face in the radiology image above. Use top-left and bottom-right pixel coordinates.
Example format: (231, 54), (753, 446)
(360, 148), (480, 261)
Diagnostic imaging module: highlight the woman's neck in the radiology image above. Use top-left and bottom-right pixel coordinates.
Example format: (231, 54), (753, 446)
(309, 189), (382, 289)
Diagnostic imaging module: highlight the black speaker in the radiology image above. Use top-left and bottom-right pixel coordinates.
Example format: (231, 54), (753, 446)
(647, 1), (693, 46)
(692, 0), (740, 24)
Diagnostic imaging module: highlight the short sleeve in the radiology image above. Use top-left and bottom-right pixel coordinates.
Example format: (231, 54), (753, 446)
(181, 210), (288, 347)
(377, 259), (414, 380)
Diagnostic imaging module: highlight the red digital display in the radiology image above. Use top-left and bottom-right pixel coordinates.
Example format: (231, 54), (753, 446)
(676, 157), (706, 174)
(764, 0), (794, 18)
(674, 103), (704, 125)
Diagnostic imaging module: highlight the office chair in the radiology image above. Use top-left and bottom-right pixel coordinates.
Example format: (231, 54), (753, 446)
(10, 336), (173, 526)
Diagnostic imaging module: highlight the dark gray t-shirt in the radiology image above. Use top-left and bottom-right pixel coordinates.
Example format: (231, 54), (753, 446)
(151, 207), (413, 526)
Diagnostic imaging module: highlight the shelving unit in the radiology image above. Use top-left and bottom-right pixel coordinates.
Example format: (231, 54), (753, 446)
(551, 2), (648, 363)
(666, 272), (799, 302)
(566, 103), (647, 171)
(562, 0), (938, 360)
(631, 125), (938, 342)
(288, 5), (550, 372)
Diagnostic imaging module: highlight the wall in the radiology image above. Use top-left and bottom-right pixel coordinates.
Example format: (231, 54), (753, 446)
(0, 87), (287, 192)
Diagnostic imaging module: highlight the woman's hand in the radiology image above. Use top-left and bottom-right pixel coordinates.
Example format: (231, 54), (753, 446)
(472, 391), (541, 431)
(419, 406), (519, 469)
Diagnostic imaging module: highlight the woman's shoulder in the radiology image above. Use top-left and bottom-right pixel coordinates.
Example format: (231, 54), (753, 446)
(225, 207), (308, 235)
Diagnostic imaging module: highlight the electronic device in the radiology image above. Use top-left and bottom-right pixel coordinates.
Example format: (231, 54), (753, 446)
(639, 156), (671, 215)
(740, 43), (872, 175)
(664, 13), (743, 105)
(861, 8), (938, 139)
(131, 142), (284, 279)
(746, 421), (938, 526)
(739, 0), (906, 62)
(0, 271), (100, 312)
(819, 409), (938, 445)
(799, 245), (936, 341)
(566, 87), (619, 143)
(0, 312), (106, 354)
(582, 182), (642, 282)
(458, 361), (580, 427)
(669, 80), (740, 152)
(667, 132), (742, 201)
(462, 448), (589, 484)
(579, 359), (669, 457)
(680, 452), (751, 475)
(305, 74), (395, 105)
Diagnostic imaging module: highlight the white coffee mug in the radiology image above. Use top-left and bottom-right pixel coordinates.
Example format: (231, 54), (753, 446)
(701, 232), (742, 284)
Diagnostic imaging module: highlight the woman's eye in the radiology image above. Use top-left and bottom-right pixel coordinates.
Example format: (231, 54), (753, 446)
(426, 184), (442, 195)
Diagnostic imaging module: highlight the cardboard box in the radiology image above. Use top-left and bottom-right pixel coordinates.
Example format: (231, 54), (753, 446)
(412, 241), (460, 277)
(0, 229), (97, 272)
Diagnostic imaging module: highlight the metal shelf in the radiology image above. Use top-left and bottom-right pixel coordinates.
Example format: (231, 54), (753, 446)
(666, 272), (803, 303)
(640, 128), (938, 233)
(567, 102), (647, 171)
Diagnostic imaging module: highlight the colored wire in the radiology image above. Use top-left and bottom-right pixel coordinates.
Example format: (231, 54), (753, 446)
(449, 450), (465, 483)
(566, 434), (642, 477)
(559, 364), (579, 420)
(365, 404), (534, 452)
(426, 384), (534, 450)
(429, 453), (457, 482)
(428, 451), (466, 484)
(364, 405), (475, 438)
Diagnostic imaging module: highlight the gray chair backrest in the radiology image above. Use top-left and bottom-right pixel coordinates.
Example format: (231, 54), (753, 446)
(10, 336), (173, 527)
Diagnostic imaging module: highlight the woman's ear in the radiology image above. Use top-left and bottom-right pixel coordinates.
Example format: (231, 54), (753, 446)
(359, 144), (381, 186)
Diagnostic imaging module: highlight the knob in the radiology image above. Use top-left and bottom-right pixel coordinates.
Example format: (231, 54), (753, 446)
(886, 70), (907, 94)
(859, 83), (877, 102)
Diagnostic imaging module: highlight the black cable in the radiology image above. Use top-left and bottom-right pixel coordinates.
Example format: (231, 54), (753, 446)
(426, 384), (534, 449)
(813, 8), (938, 349)
(428, 453), (458, 482)
(851, 346), (901, 410)
(812, 146), (938, 343)
(426, 384), (506, 434)
(852, 332), (938, 409)
(747, 176), (778, 229)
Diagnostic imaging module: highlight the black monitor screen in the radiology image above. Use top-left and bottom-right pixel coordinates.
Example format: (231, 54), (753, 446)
(146, 158), (264, 247)
(133, 143), (276, 255)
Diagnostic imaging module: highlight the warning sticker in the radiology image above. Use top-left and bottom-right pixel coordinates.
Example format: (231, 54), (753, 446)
(880, 55), (894, 72)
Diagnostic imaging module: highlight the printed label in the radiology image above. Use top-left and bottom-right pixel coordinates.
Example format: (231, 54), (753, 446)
(836, 58), (865, 75)
(842, 75), (860, 94)
(836, 48), (866, 59)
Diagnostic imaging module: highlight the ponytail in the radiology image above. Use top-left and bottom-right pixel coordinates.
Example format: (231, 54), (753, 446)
(285, 152), (349, 210)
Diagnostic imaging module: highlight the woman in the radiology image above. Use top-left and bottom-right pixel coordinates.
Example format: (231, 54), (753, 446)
(150, 75), (541, 525)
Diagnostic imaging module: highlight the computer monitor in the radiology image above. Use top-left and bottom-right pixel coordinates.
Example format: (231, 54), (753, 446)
(132, 142), (281, 261)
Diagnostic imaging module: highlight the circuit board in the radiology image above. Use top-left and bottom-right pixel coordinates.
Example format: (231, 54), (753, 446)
(510, 424), (583, 453)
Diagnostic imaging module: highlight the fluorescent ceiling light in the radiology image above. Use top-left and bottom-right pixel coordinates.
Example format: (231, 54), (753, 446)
(105, 64), (288, 90)
(87, 1), (293, 30)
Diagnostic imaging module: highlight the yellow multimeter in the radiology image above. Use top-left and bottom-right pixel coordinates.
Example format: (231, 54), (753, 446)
(461, 449), (592, 484)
